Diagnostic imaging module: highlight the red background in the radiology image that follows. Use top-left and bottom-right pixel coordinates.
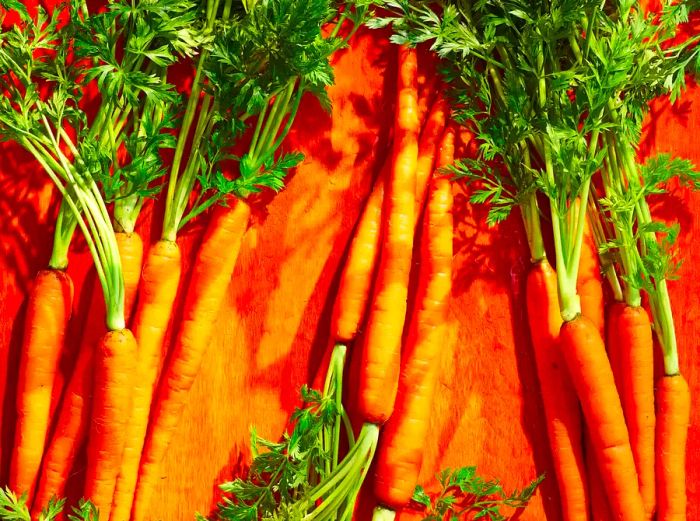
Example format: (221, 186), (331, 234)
(0, 5), (699, 520)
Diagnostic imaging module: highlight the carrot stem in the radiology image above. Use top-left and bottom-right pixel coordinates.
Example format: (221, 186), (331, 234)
(48, 199), (78, 270)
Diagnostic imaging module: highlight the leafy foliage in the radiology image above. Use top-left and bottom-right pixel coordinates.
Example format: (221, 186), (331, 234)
(0, 488), (97, 521)
(412, 468), (544, 521)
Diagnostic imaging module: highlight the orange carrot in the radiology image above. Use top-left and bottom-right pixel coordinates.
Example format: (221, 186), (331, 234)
(109, 240), (182, 521)
(332, 160), (388, 344)
(83, 328), (137, 520)
(577, 216), (604, 336)
(525, 260), (589, 521)
(614, 304), (655, 518)
(373, 126), (454, 509)
(606, 301), (626, 395)
(414, 95), (447, 213)
(31, 232), (143, 516)
(559, 314), (646, 521)
(656, 373), (690, 521)
(131, 200), (251, 521)
(357, 44), (420, 425)
(9, 269), (73, 502)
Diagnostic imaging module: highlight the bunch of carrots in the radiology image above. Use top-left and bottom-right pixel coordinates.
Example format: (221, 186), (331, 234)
(374, 1), (699, 520)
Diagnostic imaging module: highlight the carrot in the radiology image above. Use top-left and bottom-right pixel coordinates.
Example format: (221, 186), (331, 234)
(357, 44), (420, 425)
(414, 95), (447, 212)
(559, 314), (646, 521)
(131, 200), (251, 521)
(31, 232), (143, 516)
(332, 160), (388, 344)
(9, 269), (73, 501)
(605, 301), (626, 395)
(577, 215), (604, 336)
(525, 260), (589, 521)
(109, 240), (182, 521)
(373, 126), (454, 511)
(656, 373), (690, 521)
(613, 304), (656, 518)
(83, 328), (137, 520)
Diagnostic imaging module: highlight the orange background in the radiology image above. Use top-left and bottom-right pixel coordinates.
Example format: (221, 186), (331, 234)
(0, 7), (699, 521)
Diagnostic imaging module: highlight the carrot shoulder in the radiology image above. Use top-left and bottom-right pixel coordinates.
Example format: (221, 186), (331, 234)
(131, 200), (251, 521)
(10, 269), (73, 501)
(357, 44), (420, 425)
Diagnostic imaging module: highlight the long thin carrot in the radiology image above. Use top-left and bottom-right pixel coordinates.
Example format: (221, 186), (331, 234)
(357, 44), (420, 425)
(525, 259), (589, 521)
(373, 126), (454, 513)
(109, 240), (182, 521)
(559, 314), (646, 521)
(586, 430), (613, 521)
(613, 304), (656, 518)
(83, 329), (137, 519)
(131, 200), (251, 521)
(656, 373), (690, 521)
(31, 232), (143, 515)
(9, 268), (73, 501)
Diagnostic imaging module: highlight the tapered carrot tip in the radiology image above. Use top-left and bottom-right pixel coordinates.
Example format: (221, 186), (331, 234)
(656, 374), (690, 521)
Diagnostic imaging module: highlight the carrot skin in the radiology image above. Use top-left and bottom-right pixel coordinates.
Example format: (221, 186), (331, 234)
(615, 305), (655, 519)
(31, 232), (143, 516)
(577, 218), (604, 336)
(414, 95), (447, 213)
(586, 429), (614, 521)
(131, 200), (251, 521)
(357, 45), (420, 425)
(83, 328), (137, 520)
(526, 260), (589, 521)
(606, 302), (627, 396)
(110, 240), (182, 521)
(10, 269), (73, 501)
(374, 127), (454, 509)
(656, 374), (690, 521)
(560, 315), (646, 521)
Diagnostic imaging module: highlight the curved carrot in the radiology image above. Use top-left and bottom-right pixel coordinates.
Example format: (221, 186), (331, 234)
(559, 314), (646, 521)
(525, 260), (588, 521)
(373, 126), (454, 510)
(615, 304), (655, 518)
(577, 216), (604, 336)
(9, 269), (73, 501)
(109, 240), (182, 521)
(31, 232), (143, 516)
(131, 200), (251, 521)
(656, 373), (690, 521)
(83, 328), (137, 520)
(357, 44), (420, 425)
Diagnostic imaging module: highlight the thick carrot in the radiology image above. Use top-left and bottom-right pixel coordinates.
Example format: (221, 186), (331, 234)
(131, 200), (251, 521)
(357, 44), (420, 425)
(577, 216), (604, 336)
(9, 269), (73, 501)
(31, 232), (143, 515)
(83, 328), (137, 520)
(525, 260), (589, 521)
(656, 374), (690, 521)
(373, 126), (454, 510)
(109, 240), (182, 521)
(614, 305), (655, 518)
(559, 315), (646, 521)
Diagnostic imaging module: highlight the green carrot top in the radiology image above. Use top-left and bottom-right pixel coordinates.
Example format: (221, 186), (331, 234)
(372, 0), (700, 321)
(0, 0), (195, 329)
(160, 0), (371, 241)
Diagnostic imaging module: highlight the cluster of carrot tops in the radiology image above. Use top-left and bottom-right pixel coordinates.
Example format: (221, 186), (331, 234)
(0, 0), (373, 519)
(373, 0), (699, 520)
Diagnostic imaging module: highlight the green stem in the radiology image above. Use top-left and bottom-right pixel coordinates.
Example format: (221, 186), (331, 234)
(48, 197), (78, 270)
